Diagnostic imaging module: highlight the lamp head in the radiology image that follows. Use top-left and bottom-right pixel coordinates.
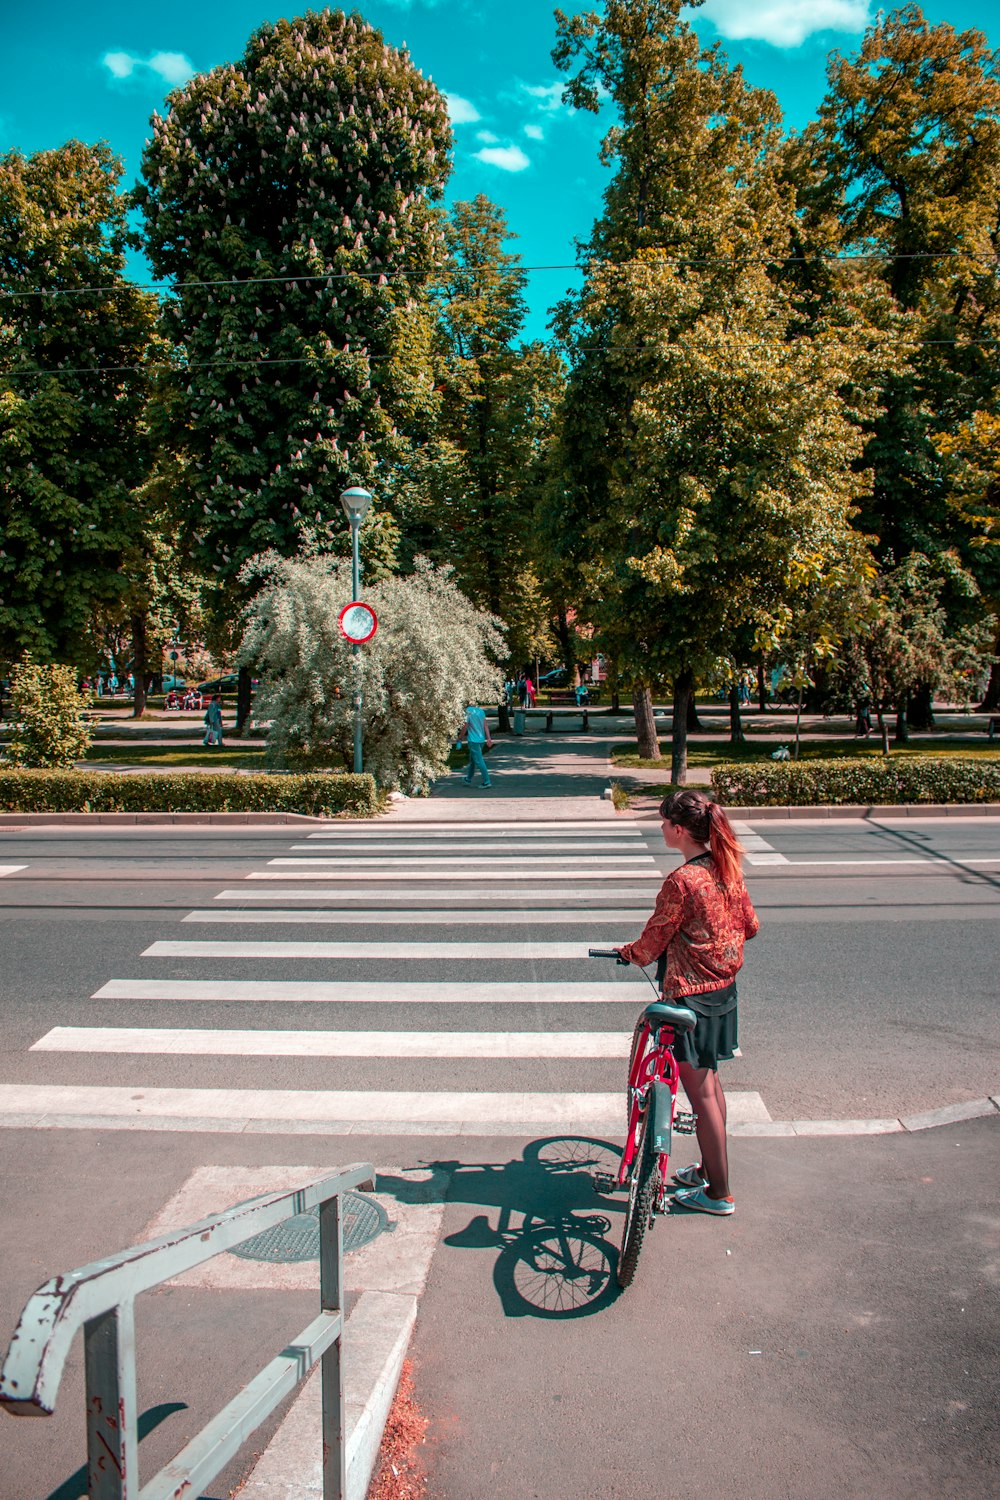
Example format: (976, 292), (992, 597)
(339, 486), (373, 522)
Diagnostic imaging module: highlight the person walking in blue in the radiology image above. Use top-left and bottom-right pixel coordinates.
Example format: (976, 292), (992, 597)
(459, 701), (493, 788)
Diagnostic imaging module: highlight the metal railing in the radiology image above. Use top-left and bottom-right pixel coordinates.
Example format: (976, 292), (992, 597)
(0, 1162), (375, 1500)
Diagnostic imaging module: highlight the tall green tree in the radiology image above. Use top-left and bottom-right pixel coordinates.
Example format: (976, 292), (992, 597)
(136, 9), (452, 720)
(0, 142), (158, 666)
(397, 195), (564, 667)
(795, 5), (1000, 721)
(550, 0), (874, 778)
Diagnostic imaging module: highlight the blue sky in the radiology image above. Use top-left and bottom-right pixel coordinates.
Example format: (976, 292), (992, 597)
(2, 1), (997, 339)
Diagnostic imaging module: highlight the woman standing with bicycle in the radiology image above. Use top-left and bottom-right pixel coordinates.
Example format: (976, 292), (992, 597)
(616, 789), (759, 1216)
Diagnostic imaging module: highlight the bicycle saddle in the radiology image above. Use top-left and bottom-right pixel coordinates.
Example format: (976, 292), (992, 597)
(643, 1001), (697, 1034)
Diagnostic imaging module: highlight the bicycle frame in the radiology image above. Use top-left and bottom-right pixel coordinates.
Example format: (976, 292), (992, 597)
(619, 1017), (684, 1211)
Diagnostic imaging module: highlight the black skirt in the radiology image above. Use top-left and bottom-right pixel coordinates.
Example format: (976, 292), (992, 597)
(671, 981), (738, 1070)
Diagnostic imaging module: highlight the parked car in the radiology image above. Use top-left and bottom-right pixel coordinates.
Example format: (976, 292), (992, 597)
(161, 674), (186, 691)
(196, 674), (239, 695)
(538, 668), (569, 688)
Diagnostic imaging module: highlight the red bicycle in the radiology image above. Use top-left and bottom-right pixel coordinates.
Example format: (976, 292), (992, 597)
(588, 949), (698, 1288)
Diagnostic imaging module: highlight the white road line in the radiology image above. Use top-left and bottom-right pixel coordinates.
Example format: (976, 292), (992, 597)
(215, 887), (662, 902)
(730, 822), (789, 866)
(0, 1083), (771, 1129)
(217, 882), (659, 894)
(302, 828), (641, 840)
(292, 841), (647, 853)
(246, 870), (662, 882)
(0, 865), (27, 877)
(143, 940), (628, 960)
(783, 856), (1000, 867)
(185, 909), (650, 926)
(267, 855), (656, 867)
(32, 1027), (635, 1058)
(93, 980), (639, 1004)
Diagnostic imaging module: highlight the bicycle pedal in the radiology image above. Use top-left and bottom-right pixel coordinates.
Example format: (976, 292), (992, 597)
(674, 1111), (697, 1135)
(591, 1172), (618, 1195)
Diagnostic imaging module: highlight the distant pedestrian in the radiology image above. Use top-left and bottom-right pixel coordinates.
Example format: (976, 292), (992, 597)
(524, 676), (536, 708)
(458, 701), (493, 788)
(203, 693), (224, 747)
(517, 674), (528, 709)
(108, 672), (119, 695)
(855, 684), (873, 737)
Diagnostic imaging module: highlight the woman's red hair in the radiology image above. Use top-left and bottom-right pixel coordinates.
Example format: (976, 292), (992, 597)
(660, 789), (744, 891)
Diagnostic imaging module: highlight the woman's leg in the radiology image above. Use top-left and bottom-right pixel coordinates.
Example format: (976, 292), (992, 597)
(677, 1061), (731, 1200)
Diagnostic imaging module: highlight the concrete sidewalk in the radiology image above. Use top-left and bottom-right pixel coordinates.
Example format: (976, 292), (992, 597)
(410, 1116), (1000, 1500)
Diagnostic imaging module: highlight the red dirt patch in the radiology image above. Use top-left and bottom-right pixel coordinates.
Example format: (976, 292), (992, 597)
(367, 1359), (428, 1500)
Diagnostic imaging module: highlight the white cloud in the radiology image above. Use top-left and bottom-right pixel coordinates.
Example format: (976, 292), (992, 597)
(445, 92), (481, 125)
(102, 48), (196, 86)
(523, 123), (544, 141)
(521, 81), (566, 112)
(148, 51), (196, 85)
(476, 129), (499, 144)
(473, 144), (531, 172)
(697, 0), (870, 47)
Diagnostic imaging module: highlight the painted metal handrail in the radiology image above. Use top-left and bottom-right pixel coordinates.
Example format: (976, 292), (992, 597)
(0, 1162), (375, 1500)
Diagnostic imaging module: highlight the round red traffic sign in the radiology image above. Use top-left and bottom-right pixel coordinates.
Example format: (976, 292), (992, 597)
(338, 602), (378, 644)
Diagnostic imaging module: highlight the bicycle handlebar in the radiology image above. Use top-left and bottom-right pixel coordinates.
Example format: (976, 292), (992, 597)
(588, 947), (630, 965)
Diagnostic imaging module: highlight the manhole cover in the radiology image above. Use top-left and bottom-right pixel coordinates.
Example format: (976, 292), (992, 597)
(231, 1191), (389, 1264)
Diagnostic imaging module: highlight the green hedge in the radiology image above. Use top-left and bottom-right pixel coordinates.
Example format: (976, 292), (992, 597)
(711, 756), (1000, 807)
(0, 769), (379, 817)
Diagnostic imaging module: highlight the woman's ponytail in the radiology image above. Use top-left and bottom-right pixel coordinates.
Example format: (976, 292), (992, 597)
(707, 801), (743, 890)
(660, 789), (744, 891)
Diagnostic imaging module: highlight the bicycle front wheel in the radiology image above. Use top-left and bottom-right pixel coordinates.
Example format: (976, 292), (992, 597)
(618, 1108), (657, 1289)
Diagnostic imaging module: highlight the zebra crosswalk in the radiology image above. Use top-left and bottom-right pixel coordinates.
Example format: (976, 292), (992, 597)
(13, 817), (772, 1135)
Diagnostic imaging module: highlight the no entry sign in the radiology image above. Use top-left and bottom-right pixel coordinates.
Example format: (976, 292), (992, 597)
(338, 602), (378, 644)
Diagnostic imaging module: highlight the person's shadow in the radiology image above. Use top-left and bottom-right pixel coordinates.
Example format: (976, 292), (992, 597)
(378, 1135), (625, 1319)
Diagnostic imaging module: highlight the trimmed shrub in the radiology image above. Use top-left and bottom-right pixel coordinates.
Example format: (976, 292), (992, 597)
(711, 757), (1000, 807)
(4, 659), (92, 767)
(0, 769), (379, 817)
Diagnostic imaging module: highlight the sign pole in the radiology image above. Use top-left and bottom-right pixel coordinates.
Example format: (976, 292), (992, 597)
(350, 512), (363, 775)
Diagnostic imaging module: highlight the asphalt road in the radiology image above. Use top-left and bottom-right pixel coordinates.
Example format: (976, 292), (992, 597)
(0, 814), (997, 1500)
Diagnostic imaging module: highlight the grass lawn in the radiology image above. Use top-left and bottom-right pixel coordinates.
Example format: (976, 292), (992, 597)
(83, 743), (272, 770)
(612, 736), (1000, 772)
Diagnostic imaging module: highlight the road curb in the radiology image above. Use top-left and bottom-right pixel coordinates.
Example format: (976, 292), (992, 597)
(623, 796), (1000, 820)
(729, 1096), (1000, 1137)
(235, 1289), (417, 1500)
(0, 811), (335, 825)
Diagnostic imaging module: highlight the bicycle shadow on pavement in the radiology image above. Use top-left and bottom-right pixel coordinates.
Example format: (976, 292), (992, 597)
(378, 1136), (625, 1320)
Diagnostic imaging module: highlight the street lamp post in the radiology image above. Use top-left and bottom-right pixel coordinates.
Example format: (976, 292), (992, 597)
(339, 486), (373, 774)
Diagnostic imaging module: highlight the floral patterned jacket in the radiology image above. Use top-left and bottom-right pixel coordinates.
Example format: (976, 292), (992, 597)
(618, 854), (759, 998)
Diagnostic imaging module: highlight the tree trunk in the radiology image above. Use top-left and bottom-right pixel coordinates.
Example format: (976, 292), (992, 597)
(632, 683), (661, 760)
(907, 682), (934, 729)
(979, 637), (1000, 711)
(671, 668), (692, 784)
(793, 688), (803, 760)
(610, 689), (620, 713)
(130, 613), (147, 718)
(875, 702), (890, 754)
(894, 697), (910, 743)
(686, 690), (704, 733)
(728, 684), (745, 745)
(237, 664), (252, 735)
(757, 662), (768, 712)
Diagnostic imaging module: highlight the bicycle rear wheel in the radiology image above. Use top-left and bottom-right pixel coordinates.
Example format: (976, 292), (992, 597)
(617, 1108), (657, 1289)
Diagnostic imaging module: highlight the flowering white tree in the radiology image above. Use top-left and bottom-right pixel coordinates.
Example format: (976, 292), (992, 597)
(239, 551), (504, 792)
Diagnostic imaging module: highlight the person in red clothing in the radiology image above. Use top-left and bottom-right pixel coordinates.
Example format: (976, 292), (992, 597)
(616, 788), (759, 1216)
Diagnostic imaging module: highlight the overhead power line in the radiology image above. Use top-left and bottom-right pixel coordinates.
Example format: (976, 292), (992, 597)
(1, 248), (996, 302)
(2, 334), (998, 381)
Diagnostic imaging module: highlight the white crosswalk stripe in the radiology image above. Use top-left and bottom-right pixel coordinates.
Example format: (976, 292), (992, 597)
(183, 909), (650, 925)
(145, 940), (630, 959)
(10, 816), (775, 1134)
